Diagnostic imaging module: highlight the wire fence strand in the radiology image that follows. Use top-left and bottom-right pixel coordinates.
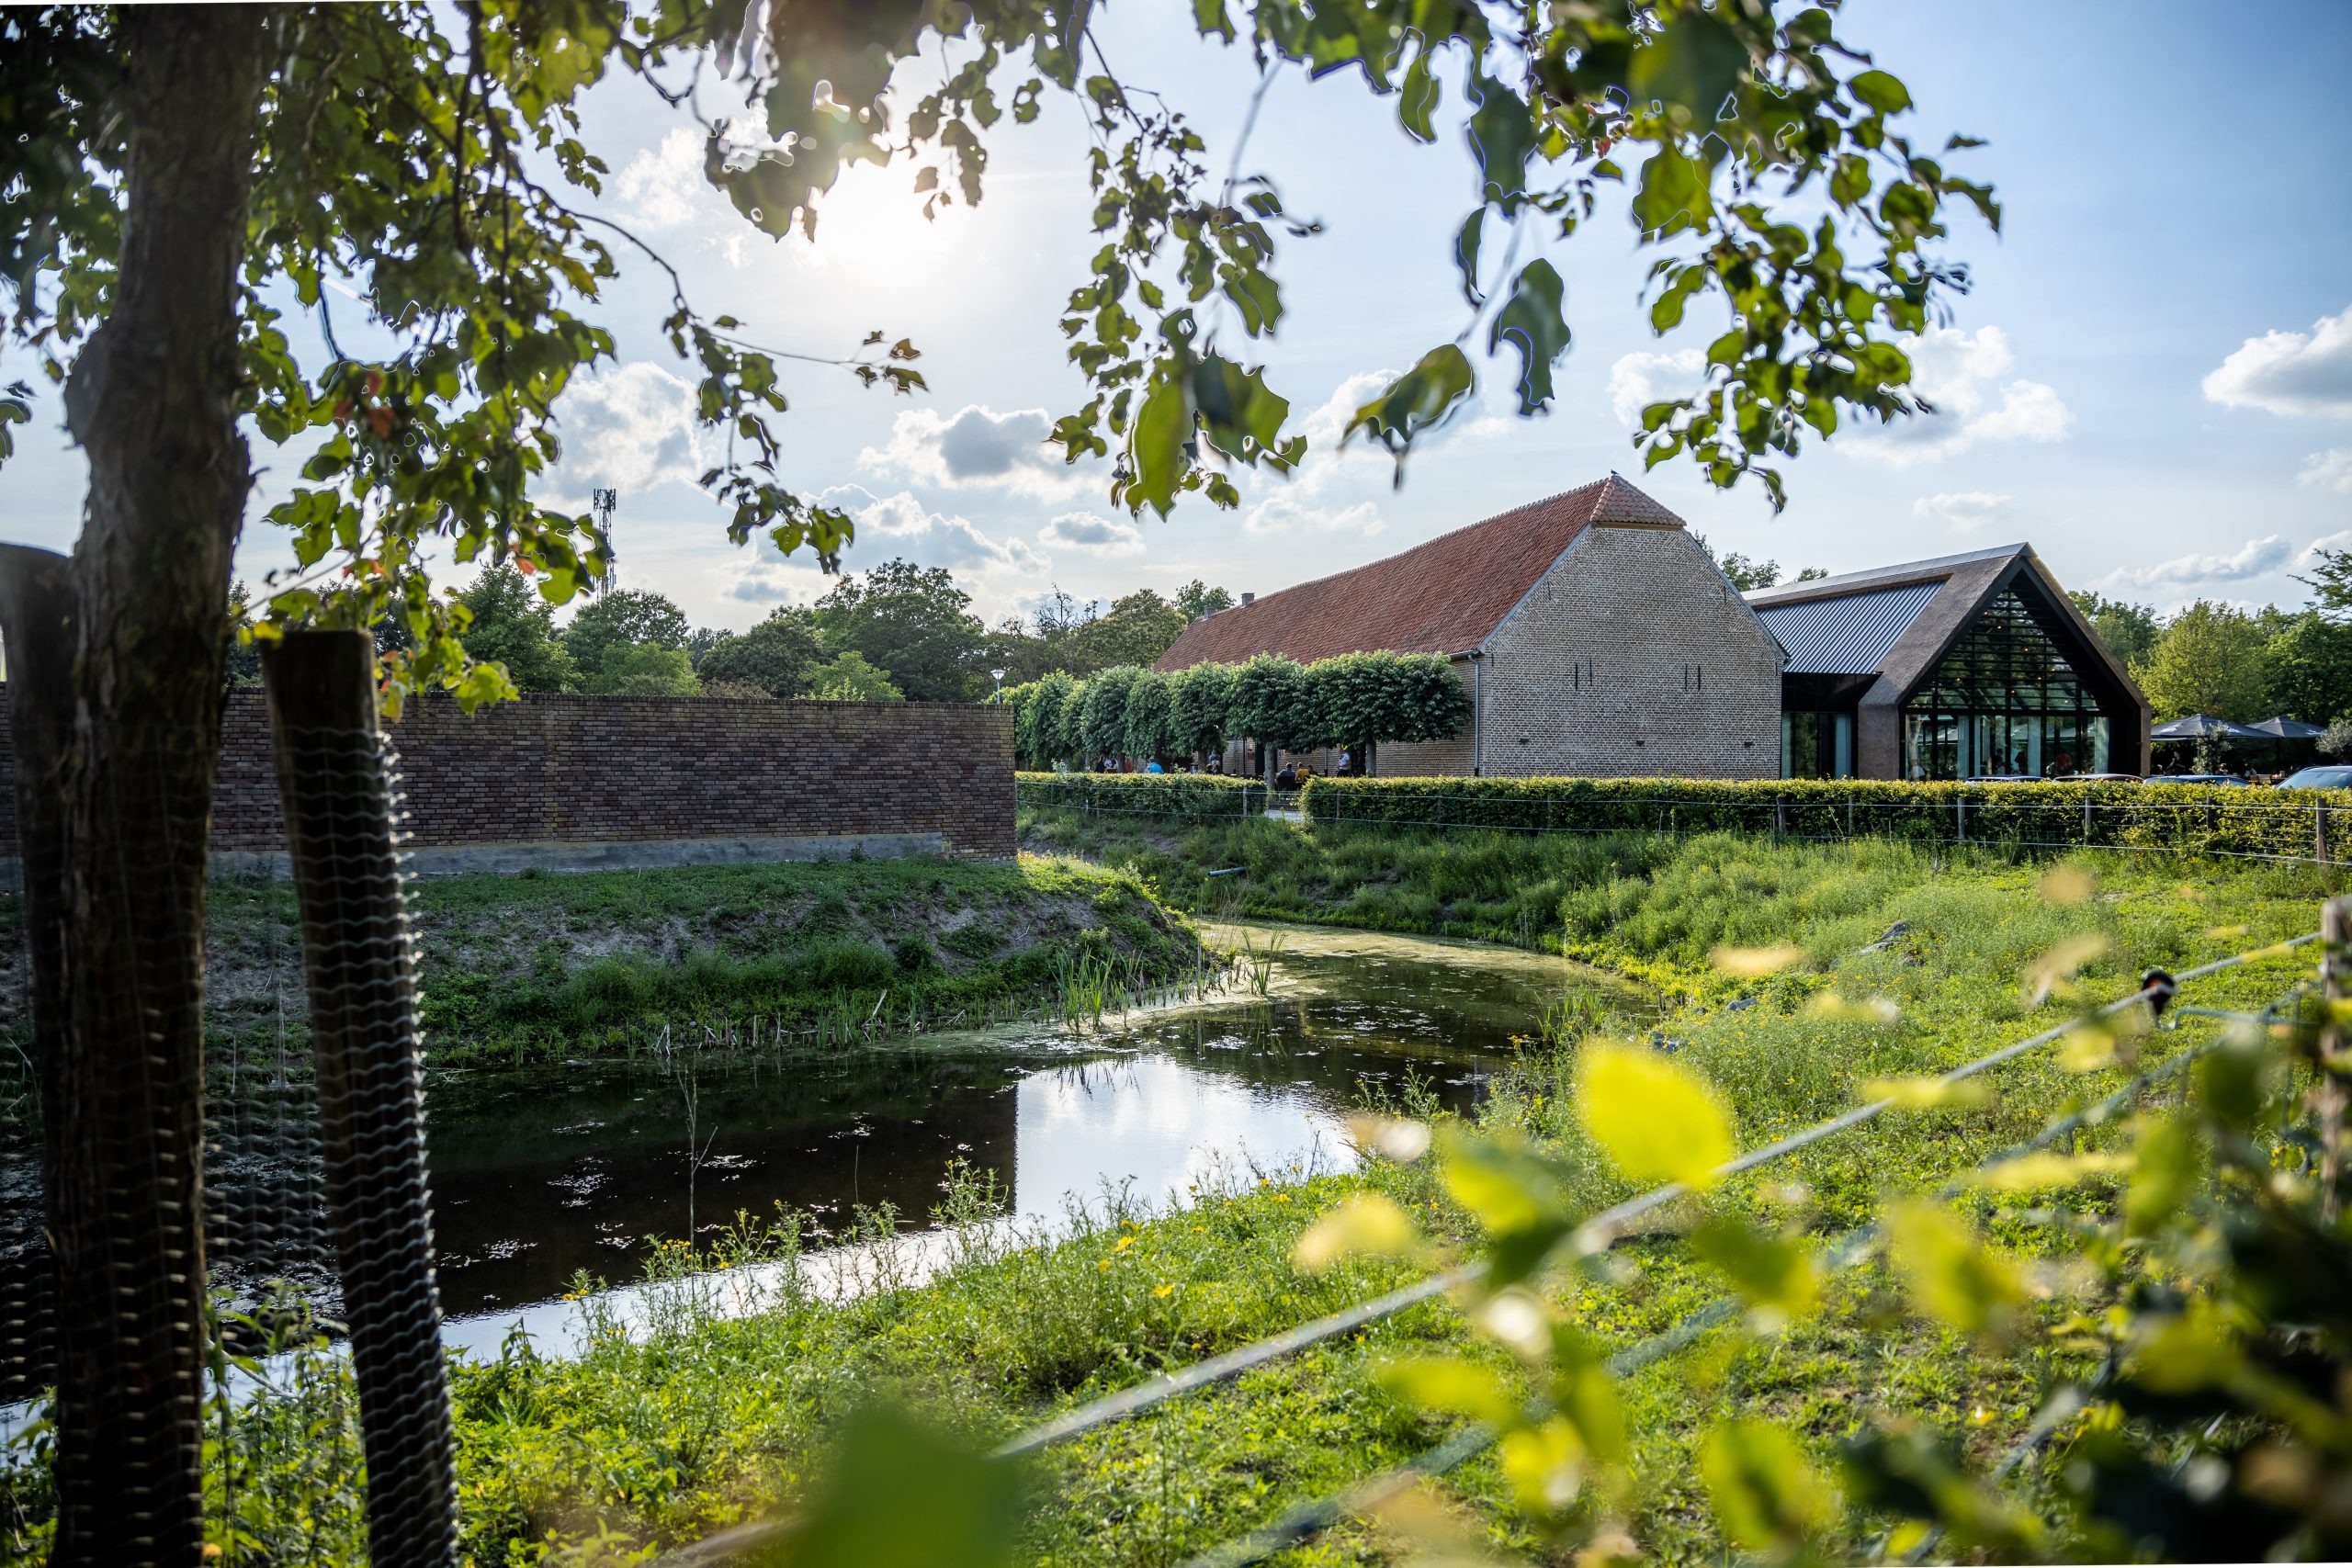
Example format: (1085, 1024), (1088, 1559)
(650, 926), (2321, 1568)
(996, 930), (2316, 1461)
(1182, 981), (2310, 1568)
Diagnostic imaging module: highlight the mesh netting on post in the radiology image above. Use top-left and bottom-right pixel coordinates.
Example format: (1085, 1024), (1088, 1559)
(261, 630), (458, 1568)
(1, 541), (216, 1566)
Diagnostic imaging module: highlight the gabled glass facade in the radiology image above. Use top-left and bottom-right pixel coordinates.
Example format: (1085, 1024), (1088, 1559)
(1900, 589), (2111, 779)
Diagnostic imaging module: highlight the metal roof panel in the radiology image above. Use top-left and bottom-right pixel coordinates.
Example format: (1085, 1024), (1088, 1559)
(1753, 581), (1941, 675)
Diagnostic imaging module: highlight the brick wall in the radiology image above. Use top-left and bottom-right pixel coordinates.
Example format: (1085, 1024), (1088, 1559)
(1474, 524), (1782, 780)
(0, 690), (1016, 862)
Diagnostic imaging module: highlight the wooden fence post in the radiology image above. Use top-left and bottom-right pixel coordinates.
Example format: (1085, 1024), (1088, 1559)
(2324, 898), (2349, 1221)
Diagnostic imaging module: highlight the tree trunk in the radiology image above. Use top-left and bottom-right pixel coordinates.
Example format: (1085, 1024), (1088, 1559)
(39, 9), (268, 1563)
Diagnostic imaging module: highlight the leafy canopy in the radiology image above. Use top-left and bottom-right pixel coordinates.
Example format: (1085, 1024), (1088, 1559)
(696, 608), (826, 698)
(812, 558), (989, 703)
(2131, 600), (2269, 723)
(2, 0), (1994, 701)
(561, 588), (692, 683)
(454, 564), (576, 694)
(805, 650), (903, 702)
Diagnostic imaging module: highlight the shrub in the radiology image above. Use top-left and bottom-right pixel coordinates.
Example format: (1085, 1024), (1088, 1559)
(1298, 774), (2352, 860)
(1015, 771), (1269, 821)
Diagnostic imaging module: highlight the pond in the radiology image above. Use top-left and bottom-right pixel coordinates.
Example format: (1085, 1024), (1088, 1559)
(423, 921), (1627, 1353)
(0, 919), (1634, 1398)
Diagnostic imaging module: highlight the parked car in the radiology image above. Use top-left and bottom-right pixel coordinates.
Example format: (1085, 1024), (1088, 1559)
(2055, 773), (2141, 783)
(2275, 765), (2352, 791)
(1961, 774), (2041, 783)
(2147, 773), (2252, 787)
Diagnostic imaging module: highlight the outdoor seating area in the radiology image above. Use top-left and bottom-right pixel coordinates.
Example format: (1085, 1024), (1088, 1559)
(2148, 713), (2333, 782)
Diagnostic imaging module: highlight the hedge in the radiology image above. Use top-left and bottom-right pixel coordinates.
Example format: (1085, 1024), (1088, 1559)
(1014, 771), (1271, 821)
(1294, 775), (2352, 861)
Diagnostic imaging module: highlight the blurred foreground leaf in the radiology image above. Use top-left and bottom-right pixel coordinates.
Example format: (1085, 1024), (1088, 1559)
(762, 1405), (1022, 1568)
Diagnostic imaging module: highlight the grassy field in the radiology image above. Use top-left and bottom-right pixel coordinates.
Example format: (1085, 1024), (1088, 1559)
(33, 822), (2334, 1566)
(189, 852), (1208, 1065)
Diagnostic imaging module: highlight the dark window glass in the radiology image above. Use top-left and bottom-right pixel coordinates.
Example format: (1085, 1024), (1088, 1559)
(1900, 590), (2113, 779)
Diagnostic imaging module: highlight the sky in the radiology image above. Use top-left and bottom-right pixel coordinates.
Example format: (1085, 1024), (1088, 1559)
(4, 1), (2349, 636)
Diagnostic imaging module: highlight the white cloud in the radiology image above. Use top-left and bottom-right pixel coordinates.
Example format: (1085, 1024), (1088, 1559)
(1911, 491), (2013, 532)
(2301, 531), (2352, 563)
(1038, 511), (1144, 556)
(613, 128), (706, 231)
(1242, 495), (1384, 536)
(2095, 535), (2297, 592)
(608, 127), (803, 270)
(2202, 306), (2352, 420)
(2300, 447), (2352, 494)
(857, 405), (1100, 502)
(548, 362), (704, 497)
(1846, 325), (2073, 464)
(1301, 370), (1395, 450)
(841, 490), (1047, 575)
(1608, 348), (1706, 426)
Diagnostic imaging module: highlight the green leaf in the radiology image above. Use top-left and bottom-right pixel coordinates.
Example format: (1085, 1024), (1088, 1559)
(1848, 69), (1914, 115)
(2126, 1301), (2244, 1395)
(1690, 1213), (1820, 1320)
(1125, 367), (1193, 518)
(1575, 1042), (1736, 1190)
(1377, 1354), (1519, 1426)
(1438, 1127), (1575, 1288)
(1464, 70), (1536, 204)
(1342, 343), (1476, 476)
(1628, 12), (1749, 121)
(1453, 208), (1486, 307)
(767, 1404), (1023, 1568)
(1632, 146), (1711, 236)
(1398, 45), (1441, 143)
(1702, 1419), (1838, 1556)
(1486, 258), (1570, 413)
(2124, 1116), (2200, 1237)
(1293, 1192), (1421, 1271)
(1883, 1200), (2021, 1338)
(1189, 355), (1292, 469)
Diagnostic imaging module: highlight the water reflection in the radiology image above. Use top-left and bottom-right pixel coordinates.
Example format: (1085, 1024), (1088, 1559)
(0, 919), (1634, 1399)
(424, 920), (1623, 1325)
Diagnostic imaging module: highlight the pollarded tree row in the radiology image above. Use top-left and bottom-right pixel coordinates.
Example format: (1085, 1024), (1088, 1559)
(1002, 650), (1469, 772)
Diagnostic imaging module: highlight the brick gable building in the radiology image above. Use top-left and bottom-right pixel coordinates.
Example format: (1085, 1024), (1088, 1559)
(1154, 474), (1785, 779)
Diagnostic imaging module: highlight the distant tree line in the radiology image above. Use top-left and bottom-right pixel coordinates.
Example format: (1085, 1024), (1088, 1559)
(230, 559), (1239, 705)
(1004, 649), (1470, 773)
(1691, 532), (1827, 592)
(2073, 546), (2352, 755)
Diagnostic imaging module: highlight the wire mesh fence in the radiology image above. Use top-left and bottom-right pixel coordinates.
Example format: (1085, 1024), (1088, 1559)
(1, 628), (457, 1567)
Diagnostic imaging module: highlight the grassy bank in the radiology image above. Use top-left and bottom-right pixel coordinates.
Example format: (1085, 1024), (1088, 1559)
(20, 829), (2335, 1565)
(189, 853), (1206, 1065)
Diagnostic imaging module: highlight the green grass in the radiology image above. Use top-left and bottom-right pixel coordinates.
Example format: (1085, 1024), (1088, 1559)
(192, 852), (1207, 1065)
(17, 828), (2334, 1565)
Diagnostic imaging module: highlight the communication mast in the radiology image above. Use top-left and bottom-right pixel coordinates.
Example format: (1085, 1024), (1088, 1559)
(591, 487), (619, 592)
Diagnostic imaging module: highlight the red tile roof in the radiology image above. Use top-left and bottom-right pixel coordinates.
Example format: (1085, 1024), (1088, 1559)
(1153, 474), (1686, 671)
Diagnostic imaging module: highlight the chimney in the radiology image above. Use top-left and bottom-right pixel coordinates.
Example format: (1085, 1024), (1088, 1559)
(1241, 592), (1255, 605)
